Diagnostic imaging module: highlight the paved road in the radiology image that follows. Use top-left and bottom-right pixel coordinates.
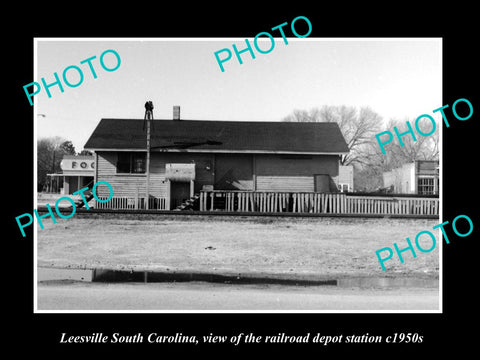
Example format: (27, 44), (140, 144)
(36, 281), (439, 311)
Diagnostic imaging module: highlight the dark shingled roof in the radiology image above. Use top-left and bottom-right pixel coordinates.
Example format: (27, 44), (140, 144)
(84, 119), (349, 154)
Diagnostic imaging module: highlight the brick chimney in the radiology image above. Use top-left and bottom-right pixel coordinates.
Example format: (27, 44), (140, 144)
(173, 106), (180, 120)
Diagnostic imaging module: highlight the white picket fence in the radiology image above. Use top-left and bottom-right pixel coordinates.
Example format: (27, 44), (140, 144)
(199, 191), (439, 216)
(95, 196), (168, 210)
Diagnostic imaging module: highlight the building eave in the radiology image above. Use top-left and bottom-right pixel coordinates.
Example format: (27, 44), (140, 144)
(85, 148), (349, 156)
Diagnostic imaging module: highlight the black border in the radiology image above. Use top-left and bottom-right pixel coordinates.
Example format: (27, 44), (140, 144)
(8, 5), (479, 355)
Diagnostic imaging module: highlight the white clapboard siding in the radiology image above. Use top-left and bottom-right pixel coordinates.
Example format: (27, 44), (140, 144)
(256, 176), (314, 192)
(96, 152), (168, 198)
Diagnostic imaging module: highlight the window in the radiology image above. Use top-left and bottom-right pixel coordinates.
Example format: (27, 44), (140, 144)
(418, 177), (435, 195)
(116, 152), (146, 174)
(337, 183), (350, 193)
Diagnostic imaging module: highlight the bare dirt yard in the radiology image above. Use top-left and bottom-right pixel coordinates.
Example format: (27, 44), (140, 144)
(37, 214), (440, 279)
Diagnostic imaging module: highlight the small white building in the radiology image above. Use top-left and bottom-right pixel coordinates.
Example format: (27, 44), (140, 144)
(338, 165), (354, 192)
(45, 155), (95, 194)
(383, 160), (439, 195)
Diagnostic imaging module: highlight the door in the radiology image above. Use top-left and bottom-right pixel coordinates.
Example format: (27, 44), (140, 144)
(314, 174), (330, 193)
(170, 181), (191, 209)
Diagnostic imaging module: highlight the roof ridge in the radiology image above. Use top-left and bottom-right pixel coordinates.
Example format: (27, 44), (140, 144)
(99, 118), (340, 124)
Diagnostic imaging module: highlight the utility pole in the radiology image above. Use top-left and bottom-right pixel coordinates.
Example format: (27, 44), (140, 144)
(144, 101), (154, 210)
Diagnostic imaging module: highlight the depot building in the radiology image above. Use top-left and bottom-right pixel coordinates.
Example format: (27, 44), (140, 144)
(83, 107), (349, 210)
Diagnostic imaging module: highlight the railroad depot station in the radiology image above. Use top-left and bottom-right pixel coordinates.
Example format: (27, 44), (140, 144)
(83, 106), (351, 212)
(42, 106), (439, 216)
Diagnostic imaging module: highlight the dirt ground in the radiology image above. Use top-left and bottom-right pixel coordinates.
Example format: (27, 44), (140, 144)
(36, 214), (440, 278)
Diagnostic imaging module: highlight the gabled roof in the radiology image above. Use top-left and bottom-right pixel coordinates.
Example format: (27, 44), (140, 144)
(84, 119), (349, 155)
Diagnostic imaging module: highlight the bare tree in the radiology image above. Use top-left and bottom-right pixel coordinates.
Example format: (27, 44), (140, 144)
(381, 118), (439, 171)
(37, 137), (75, 191)
(282, 105), (383, 166)
(283, 106), (439, 192)
(352, 117), (439, 191)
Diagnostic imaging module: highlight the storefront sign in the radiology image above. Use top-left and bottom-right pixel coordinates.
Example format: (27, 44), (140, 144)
(60, 158), (95, 171)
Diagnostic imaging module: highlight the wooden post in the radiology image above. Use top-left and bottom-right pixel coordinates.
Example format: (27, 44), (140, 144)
(135, 186), (139, 210)
(166, 180), (171, 210)
(64, 176), (70, 195)
(252, 155), (257, 192)
(145, 117), (151, 210)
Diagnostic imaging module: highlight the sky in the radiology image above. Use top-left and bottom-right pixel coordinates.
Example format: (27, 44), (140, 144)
(34, 38), (442, 152)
